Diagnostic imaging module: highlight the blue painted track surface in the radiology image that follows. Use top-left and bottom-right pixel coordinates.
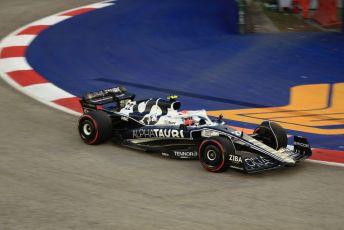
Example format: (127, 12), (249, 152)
(27, 0), (344, 150)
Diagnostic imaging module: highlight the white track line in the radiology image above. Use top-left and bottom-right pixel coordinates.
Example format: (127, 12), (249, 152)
(306, 159), (344, 167)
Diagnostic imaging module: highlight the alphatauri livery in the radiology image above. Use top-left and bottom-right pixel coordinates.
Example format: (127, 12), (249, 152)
(78, 86), (312, 173)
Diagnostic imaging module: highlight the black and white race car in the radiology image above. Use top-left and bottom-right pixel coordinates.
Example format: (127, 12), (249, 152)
(78, 86), (312, 173)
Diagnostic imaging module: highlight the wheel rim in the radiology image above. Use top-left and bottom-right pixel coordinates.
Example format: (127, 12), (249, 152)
(201, 145), (221, 168)
(83, 123), (92, 136)
(206, 149), (217, 161)
(79, 119), (96, 142)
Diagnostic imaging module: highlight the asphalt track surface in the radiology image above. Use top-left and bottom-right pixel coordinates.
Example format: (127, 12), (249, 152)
(0, 0), (344, 229)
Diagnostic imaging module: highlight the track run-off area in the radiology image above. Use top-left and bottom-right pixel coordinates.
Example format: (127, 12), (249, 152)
(0, 0), (344, 229)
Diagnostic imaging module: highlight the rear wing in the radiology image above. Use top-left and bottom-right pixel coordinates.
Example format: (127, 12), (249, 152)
(80, 86), (135, 113)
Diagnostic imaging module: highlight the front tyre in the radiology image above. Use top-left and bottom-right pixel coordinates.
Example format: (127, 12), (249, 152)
(198, 136), (235, 173)
(78, 111), (112, 145)
(253, 121), (288, 150)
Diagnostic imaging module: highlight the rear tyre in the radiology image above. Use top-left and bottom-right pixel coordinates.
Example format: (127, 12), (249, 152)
(78, 111), (112, 145)
(198, 136), (235, 173)
(253, 121), (287, 150)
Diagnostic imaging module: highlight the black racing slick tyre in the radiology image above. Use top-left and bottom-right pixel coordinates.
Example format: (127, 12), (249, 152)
(253, 121), (288, 150)
(78, 111), (112, 145)
(198, 136), (235, 173)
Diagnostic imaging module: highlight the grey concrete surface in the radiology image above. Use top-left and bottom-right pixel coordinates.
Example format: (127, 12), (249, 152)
(246, 0), (279, 32)
(0, 0), (343, 229)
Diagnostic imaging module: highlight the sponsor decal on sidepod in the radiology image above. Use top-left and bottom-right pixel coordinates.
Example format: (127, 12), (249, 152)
(229, 154), (243, 163)
(133, 129), (184, 139)
(174, 151), (197, 157)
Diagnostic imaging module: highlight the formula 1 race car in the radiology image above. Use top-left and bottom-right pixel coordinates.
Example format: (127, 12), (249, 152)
(78, 86), (312, 173)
